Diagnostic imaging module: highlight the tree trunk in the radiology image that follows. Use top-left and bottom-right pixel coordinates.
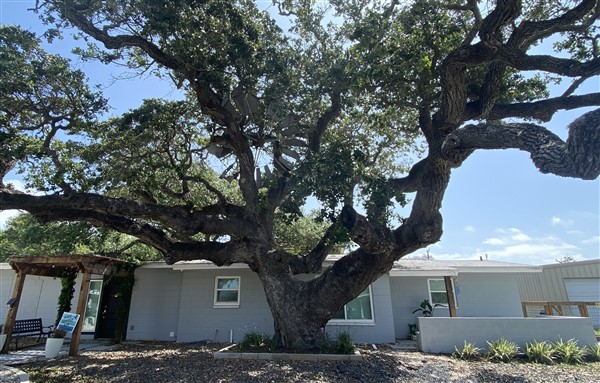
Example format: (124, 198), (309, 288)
(258, 272), (326, 350)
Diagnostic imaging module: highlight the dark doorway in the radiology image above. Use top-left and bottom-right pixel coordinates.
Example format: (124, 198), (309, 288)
(95, 276), (130, 340)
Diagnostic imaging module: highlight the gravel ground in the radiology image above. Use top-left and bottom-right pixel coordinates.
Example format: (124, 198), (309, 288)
(17, 342), (600, 383)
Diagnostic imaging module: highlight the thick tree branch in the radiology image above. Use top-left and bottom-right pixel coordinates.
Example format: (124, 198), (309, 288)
(387, 158), (428, 194)
(165, 240), (252, 266)
(442, 108), (600, 179)
(497, 51), (600, 77)
(340, 205), (393, 254)
(465, 93), (600, 122)
(58, 2), (230, 126)
(0, 191), (251, 237)
(308, 91), (343, 152)
(32, 208), (174, 253)
(287, 218), (344, 275)
(509, 0), (598, 48)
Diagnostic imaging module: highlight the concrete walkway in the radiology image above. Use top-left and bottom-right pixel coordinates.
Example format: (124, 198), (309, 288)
(0, 339), (116, 383)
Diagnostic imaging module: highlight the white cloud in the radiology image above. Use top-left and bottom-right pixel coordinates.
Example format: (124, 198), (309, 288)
(468, 228), (584, 264)
(582, 236), (600, 245)
(484, 228), (530, 246)
(483, 237), (505, 246)
(463, 225), (476, 232)
(550, 215), (575, 228)
(480, 234), (581, 265)
(512, 232), (531, 242)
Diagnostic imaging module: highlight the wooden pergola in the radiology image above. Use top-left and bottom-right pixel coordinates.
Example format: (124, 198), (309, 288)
(1, 254), (134, 356)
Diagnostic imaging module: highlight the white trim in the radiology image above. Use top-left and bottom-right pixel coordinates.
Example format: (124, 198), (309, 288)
(328, 286), (375, 325)
(213, 276), (241, 308)
(173, 262), (249, 271)
(389, 269), (458, 277)
(453, 266), (541, 273)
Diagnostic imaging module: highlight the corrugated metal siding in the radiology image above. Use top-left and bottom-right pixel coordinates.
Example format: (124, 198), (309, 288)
(517, 260), (600, 302)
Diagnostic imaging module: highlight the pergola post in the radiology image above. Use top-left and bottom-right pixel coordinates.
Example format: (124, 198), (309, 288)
(1, 271), (26, 354)
(69, 270), (91, 356)
(444, 276), (457, 317)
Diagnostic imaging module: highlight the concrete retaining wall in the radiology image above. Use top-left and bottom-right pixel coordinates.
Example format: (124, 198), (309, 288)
(418, 317), (597, 354)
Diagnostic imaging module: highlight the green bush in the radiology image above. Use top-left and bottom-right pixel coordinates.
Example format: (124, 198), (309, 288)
(553, 338), (586, 364)
(452, 341), (481, 360)
(333, 331), (355, 354)
(525, 341), (555, 364)
(239, 331), (273, 351)
(486, 338), (519, 363)
(587, 343), (600, 362)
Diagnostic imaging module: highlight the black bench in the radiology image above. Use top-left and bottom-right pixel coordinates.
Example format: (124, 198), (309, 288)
(10, 318), (53, 350)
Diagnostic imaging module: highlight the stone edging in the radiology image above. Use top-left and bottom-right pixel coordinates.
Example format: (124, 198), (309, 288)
(0, 365), (30, 383)
(213, 344), (362, 361)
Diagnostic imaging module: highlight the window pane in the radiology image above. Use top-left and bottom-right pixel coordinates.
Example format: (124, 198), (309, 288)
(82, 280), (103, 332)
(345, 293), (372, 320)
(217, 278), (239, 289)
(429, 279), (446, 292)
(431, 292), (448, 305)
(217, 290), (238, 303)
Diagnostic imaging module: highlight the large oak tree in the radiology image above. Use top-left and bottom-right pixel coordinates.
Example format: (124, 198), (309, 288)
(1, 0), (599, 348)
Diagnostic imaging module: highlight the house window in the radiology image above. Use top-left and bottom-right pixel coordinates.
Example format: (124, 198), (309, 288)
(428, 278), (450, 306)
(214, 276), (240, 307)
(330, 286), (374, 323)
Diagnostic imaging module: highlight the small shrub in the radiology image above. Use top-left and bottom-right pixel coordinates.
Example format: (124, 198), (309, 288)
(525, 340), (555, 364)
(587, 343), (600, 362)
(486, 338), (518, 363)
(452, 341), (480, 360)
(333, 331), (355, 354)
(239, 331), (273, 351)
(553, 338), (586, 364)
(317, 327), (330, 353)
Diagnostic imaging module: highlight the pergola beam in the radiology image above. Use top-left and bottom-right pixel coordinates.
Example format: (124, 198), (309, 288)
(1, 254), (134, 356)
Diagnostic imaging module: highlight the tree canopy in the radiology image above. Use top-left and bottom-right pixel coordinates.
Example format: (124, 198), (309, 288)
(0, 0), (598, 348)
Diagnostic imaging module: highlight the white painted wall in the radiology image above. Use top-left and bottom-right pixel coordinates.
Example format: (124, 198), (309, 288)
(418, 317), (597, 354)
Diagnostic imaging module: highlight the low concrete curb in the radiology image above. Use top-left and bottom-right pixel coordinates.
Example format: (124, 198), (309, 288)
(213, 345), (362, 361)
(0, 365), (29, 383)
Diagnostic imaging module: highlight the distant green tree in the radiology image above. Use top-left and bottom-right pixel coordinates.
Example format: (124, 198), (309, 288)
(0, 213), (160, 262)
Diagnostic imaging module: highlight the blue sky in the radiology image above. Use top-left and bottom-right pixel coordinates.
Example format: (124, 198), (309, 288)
(1, 1), (598, 265)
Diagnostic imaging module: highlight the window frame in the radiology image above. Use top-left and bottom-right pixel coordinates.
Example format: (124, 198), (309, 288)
(328, 285), (375, 325)
(427, 278), (454, 308)
(213, 276), (241, 308)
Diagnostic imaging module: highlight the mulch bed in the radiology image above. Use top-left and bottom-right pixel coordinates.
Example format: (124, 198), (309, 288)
(20, 341), (600, 383)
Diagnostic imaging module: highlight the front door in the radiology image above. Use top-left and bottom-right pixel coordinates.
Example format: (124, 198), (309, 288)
(95, 277), (129, 340)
